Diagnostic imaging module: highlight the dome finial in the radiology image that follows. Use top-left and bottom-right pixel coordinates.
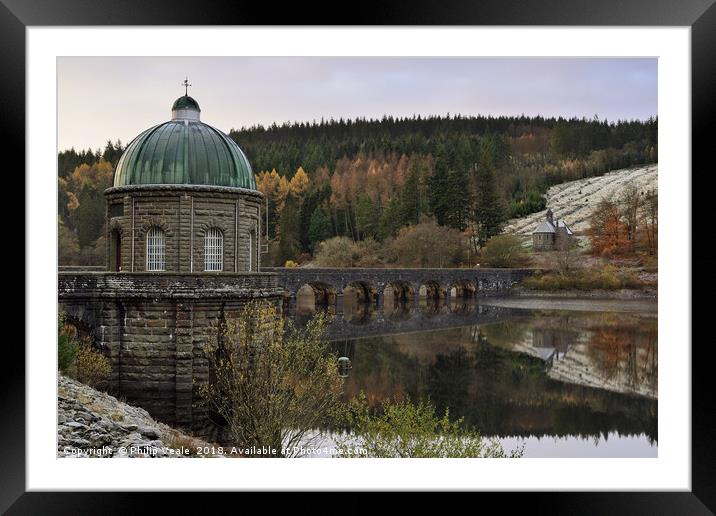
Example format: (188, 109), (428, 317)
(172, 84), (201, 121)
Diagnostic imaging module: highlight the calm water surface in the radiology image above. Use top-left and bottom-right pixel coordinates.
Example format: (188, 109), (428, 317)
(290, 295), (657, 458)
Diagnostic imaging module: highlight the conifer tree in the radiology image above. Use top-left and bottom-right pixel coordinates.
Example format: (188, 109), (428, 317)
(307, 205), (333, 250)
(401, 159), (425, 226)
(379, 197), (403, 240)
(299, 190), (320, 252)
(428, 141), (472, 231)
(473, 136), (505, 248)
(277, 192), (301, 264)
(356, 195), (380, 240)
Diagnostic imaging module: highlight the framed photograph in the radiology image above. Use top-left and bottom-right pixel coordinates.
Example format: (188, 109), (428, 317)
(8, 0), (712, 511)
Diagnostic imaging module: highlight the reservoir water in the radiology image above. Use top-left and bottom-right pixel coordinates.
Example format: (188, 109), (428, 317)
(290, 295), (657, 458)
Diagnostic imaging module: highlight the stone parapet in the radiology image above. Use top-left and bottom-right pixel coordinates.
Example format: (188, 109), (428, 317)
(58, 272), (281, 300)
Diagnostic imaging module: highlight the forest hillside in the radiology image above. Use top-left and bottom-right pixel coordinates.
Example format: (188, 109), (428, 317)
(57, 114), (657, 266)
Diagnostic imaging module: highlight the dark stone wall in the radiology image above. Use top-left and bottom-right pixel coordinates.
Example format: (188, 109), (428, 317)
(58, 272), (283, 430)
(104, 185), (263, 274)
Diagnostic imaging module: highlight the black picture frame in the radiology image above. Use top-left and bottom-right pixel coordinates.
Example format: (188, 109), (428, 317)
(5, 0), (712, 512)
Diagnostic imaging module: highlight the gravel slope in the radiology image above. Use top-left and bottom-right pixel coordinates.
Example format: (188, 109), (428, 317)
(58, 374), (217, 458)
(505, 164), (658, 235)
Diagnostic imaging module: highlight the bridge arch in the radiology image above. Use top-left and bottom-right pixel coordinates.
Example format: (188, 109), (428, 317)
(418, 280), (446, 300)
(382, 280), (415, 305)
(295, 282), (337, 308)
(449, 279), (476, 299)
(343, 280), (378, 304)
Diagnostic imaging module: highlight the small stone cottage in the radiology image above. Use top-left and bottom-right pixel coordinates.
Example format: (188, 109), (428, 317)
(532, 209), (573, 251)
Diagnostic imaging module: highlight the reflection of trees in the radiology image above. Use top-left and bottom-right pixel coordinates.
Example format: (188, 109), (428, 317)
(323, 313), (658, 442)
(590, 329), (625, 380)
(588, 318), (658, 394)
(318, 314), (658, 440)
(427, 347), (472, 423)
(333, 336), (419, 405)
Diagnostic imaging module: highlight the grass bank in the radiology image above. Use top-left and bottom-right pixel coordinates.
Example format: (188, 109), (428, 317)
(521, 266), (647, 291)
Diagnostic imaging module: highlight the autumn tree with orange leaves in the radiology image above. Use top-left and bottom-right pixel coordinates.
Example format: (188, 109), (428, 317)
(588, 188), (657, 257)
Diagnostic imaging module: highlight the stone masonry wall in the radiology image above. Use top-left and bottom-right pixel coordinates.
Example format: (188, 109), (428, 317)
(58, 272), (283, 431)
(532, 233), (554, 251)
(105, 185), (263, 274)
(264, 267), (537, 303)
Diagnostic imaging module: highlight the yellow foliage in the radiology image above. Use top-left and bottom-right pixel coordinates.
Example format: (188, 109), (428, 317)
(69, 159), (114, 192)
(73, 339), (112, 391)
(256, 168), (292, 211)
(277, 176), (290, 204)
(255, 169), (281, 197)
(289, 167), (310, 196)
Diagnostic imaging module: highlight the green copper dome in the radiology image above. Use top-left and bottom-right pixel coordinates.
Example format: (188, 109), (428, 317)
(113, 96), (255, 189)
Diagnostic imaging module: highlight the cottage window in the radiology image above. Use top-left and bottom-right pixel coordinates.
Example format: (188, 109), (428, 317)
(204, 227), (224, 271)
(146, 226), (166, 271)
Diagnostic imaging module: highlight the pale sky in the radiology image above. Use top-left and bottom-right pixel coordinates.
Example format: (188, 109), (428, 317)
(58, 57), (657, 152)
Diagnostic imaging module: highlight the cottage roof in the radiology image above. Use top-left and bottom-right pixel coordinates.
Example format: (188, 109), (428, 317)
(532, 220), (555, 234)
(556, 220), (573, 235)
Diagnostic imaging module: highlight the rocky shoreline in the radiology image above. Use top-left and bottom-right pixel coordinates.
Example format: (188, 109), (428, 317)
(58, 374), (217, 458)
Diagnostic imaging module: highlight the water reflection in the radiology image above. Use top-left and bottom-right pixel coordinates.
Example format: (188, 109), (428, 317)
(482, 312), (658, 399)
(288, 297), (658, 455)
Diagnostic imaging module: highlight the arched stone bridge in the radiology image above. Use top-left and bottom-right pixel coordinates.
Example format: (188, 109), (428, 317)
(262, 267), (536, 311)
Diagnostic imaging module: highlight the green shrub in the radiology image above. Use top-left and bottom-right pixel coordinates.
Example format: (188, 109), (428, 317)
(335, 393), (523, 458)
(198, 301), (344, 457)
(58, 313), (78, 372)
(480, 234), (528, 268)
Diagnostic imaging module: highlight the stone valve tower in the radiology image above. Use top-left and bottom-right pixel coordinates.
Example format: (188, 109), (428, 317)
(59, 87), (284, 430)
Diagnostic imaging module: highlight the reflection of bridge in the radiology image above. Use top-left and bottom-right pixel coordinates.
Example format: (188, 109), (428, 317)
(264, 267), (536, 311)
(291, 301), (523, 341)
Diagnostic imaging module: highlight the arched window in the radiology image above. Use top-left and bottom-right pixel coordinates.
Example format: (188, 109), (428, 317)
(146, 226), (166, 271)
(204, 227), (224, 271)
